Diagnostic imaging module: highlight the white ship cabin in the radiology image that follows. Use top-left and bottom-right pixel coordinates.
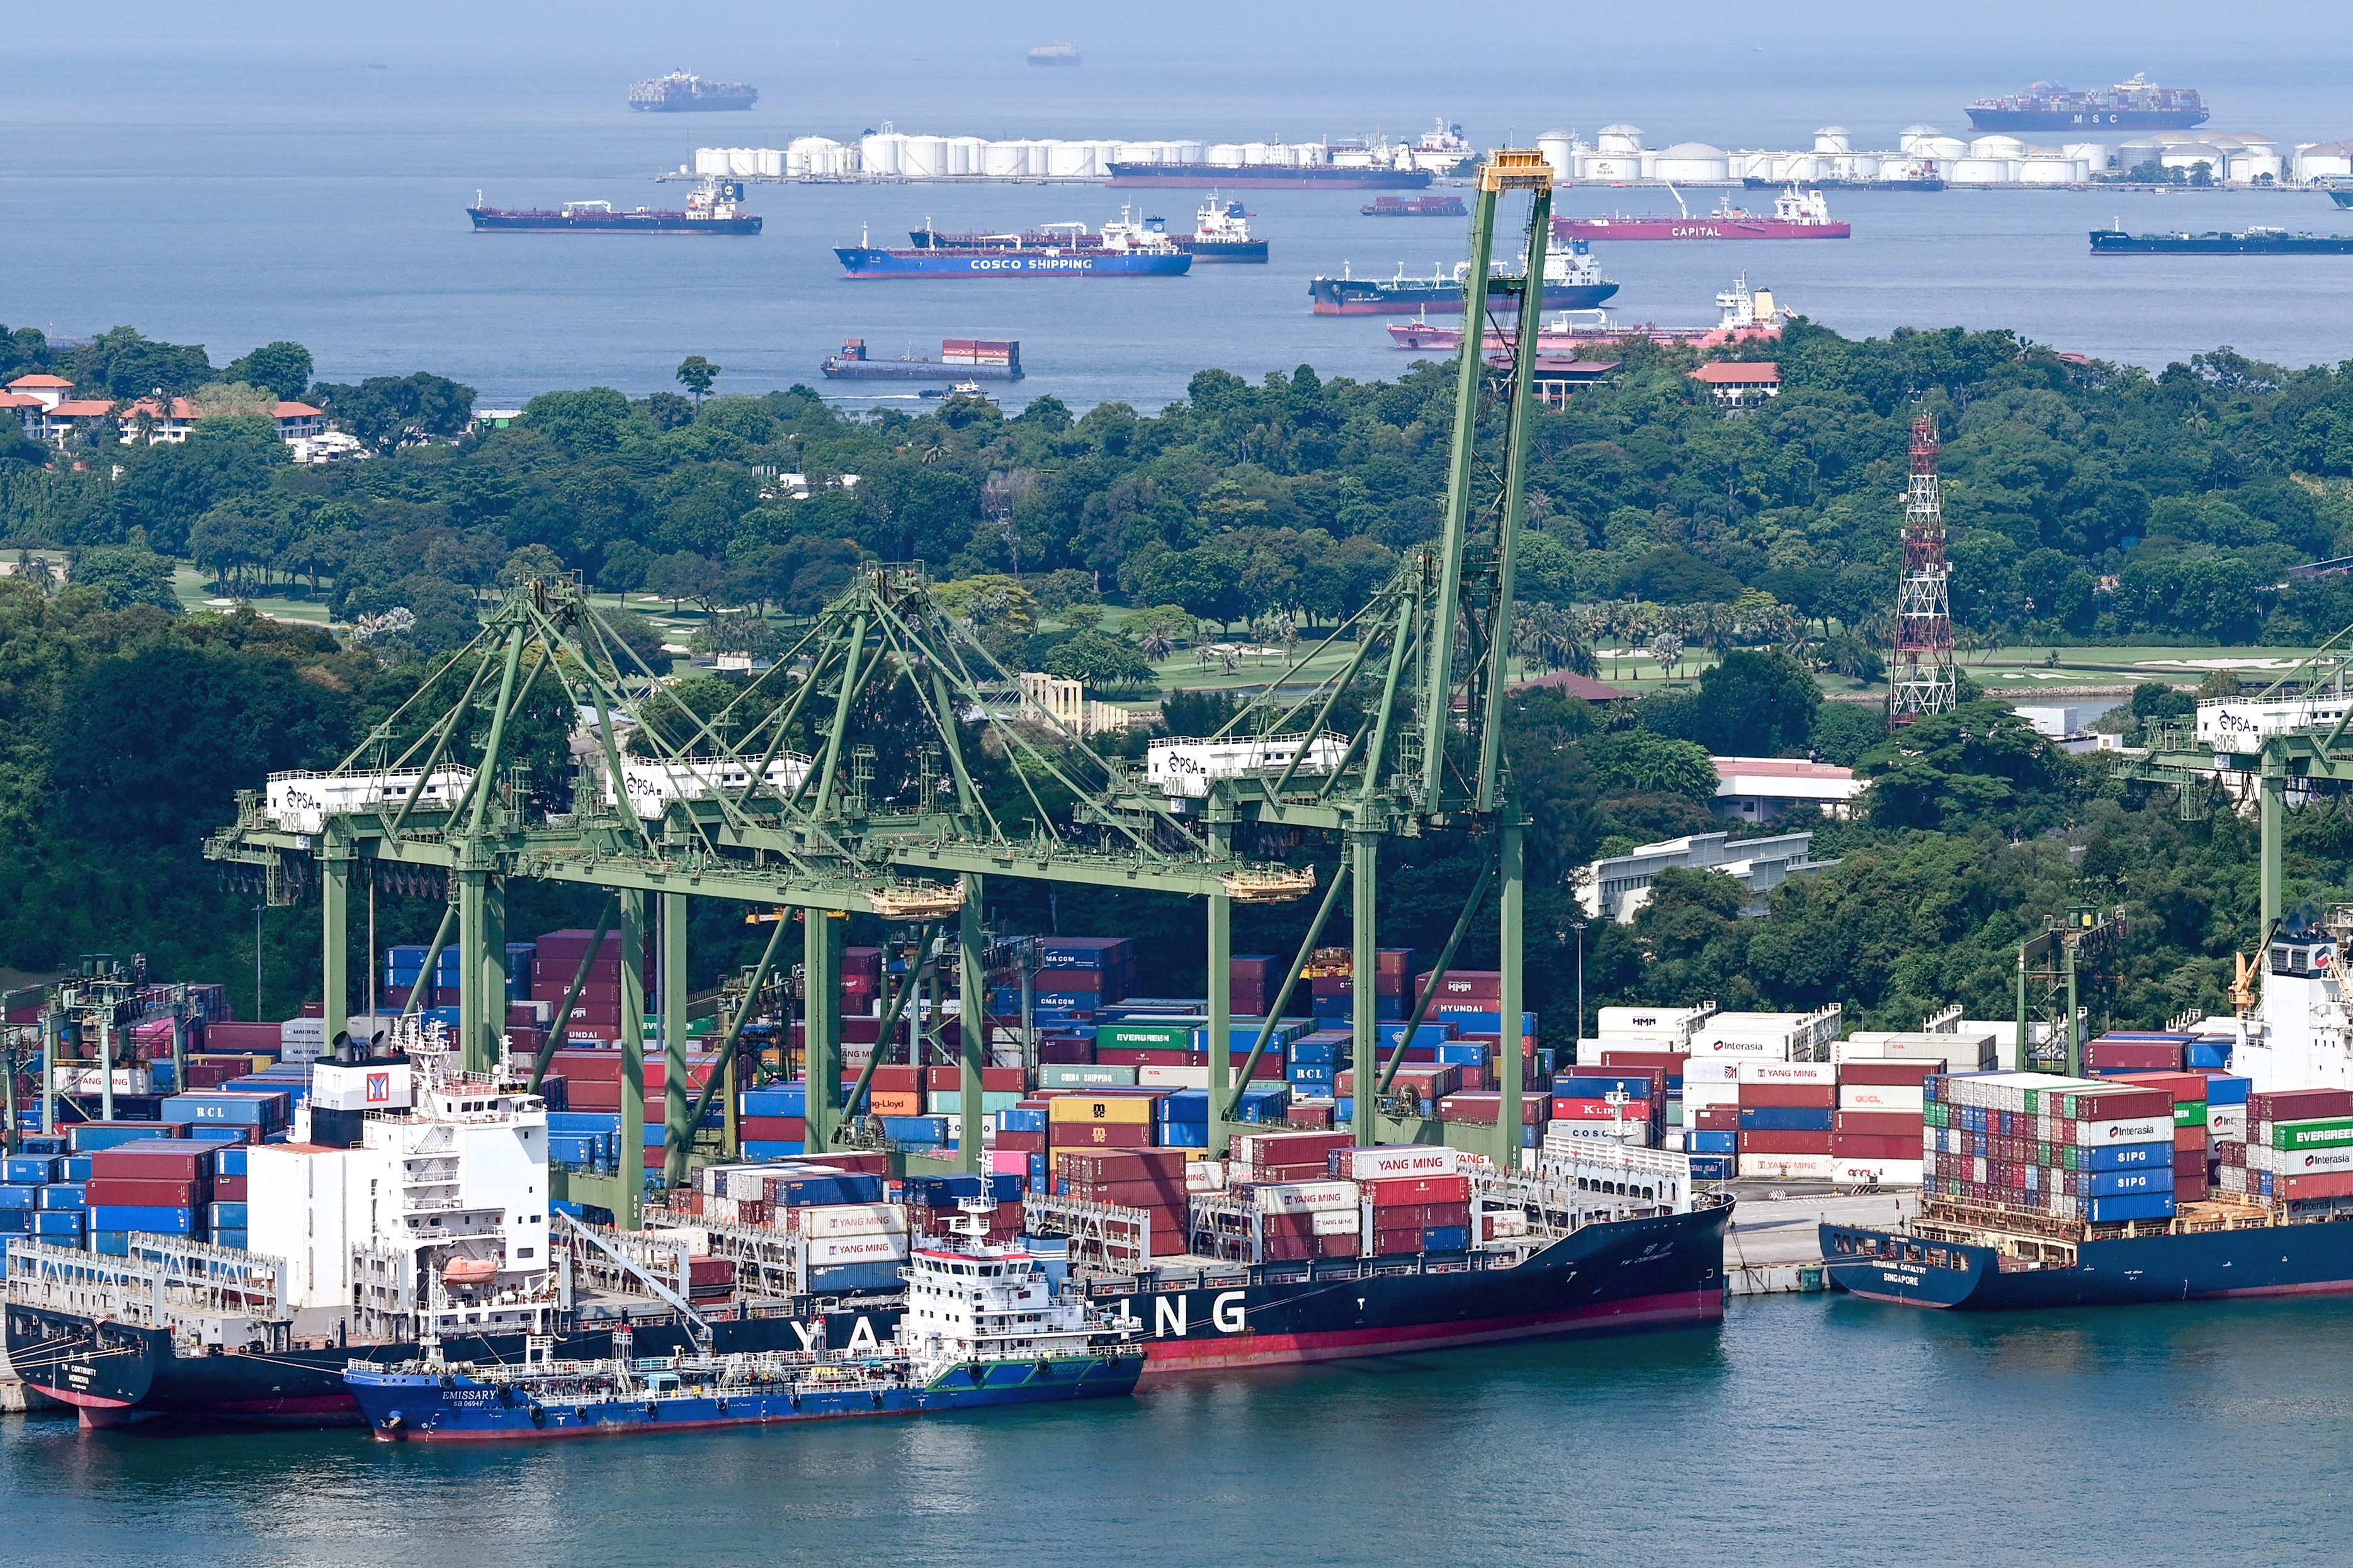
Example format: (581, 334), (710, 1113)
(602, 754), (814, 818)
(1147, 734), (1349, 799)
(264, 767), (478, 833)
(2197, 694), (2353, 753)
(895, 1234), (1101, 1369)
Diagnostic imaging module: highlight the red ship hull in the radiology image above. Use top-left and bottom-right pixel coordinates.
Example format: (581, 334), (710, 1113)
(1551, 216), (1849, 241)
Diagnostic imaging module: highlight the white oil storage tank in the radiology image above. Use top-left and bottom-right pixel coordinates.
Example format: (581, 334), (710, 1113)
(1773, 154), (1822, 183)
(982, 140), (1024, 178)
(2063, 142), (2116, 174)
(695, 147), (728, 176)
(2160, 141), (2223, 174)
(861, 132), (904, 178)
(1169, 139), (1206, 164)
(1827, 153), (1881, 181)
(1537, 131), (1575, 180)
(1208, 142), (1245, 166)
(901, 135), (948, 179)
(727, 147), (759, 178)
(2017, 155), (2082, 185)
(756, 147), (784, 178)
(1898, 123), (1942, 153)
(1116, 142), (1162, 166)
(1241, 141), (1273, 165)
(1728, 150), (1777, 179)
(2296, 142), (2353, 181)
(1813, 125), (1853, 154)
(1652, 141), (1730, 182)
(1596, 123), (1645, 155)
(1948, 156), (2016, 184)
(952, 135), (987, 175)
(1968, 134), (2029, 159)
(2229, 149), (2285, 184)
(1575, 154), (1642, 182)
(1917, 134), (1968, 161)
(1047, 140), (1092, 178)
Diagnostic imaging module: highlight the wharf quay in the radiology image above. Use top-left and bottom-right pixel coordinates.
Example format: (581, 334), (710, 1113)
(1723, 1188), (1917, 1296)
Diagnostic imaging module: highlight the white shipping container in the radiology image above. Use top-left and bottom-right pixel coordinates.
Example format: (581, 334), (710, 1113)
(1249, 1178), (1361, 1215)
(1686, 1035), (1786, 1058)
(2074, 1115), (2172, 1148)
(1737, 1153), (1836, 1180)
(1839, 1085), (1926, 1113)
(792, 1203), (908, 1239)
(1483, 1209), (1531, 1239)
(1734, 1061), (1837, 1085)
(1682, 1082), (1739, 1110)
(1831, 1158), (1924, 1186)
(1186, 1161), (1228, 1193)
(2252, 1142), (2353, 1175)
(805, 1232), (910, 1266)
(2209, 1105), (2248, 1141)
(1682, 1058), (1738, 1084)
(1138, 1064), (1212, 1088)
(1309, 1207), (1363, 1237)
(1330, 1144), (1460, 1181)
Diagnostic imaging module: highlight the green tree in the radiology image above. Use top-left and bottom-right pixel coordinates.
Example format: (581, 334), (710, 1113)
(223, 341), (314, 402)
(1035, 629), (1154, 687)
(65, 546), (180, 613)
(1584, 728), (1717, 804)
(675, 356), (720, 403)
(1857, 700), (2083, 833)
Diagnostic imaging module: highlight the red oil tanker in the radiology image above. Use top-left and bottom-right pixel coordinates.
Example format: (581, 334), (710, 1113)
(1553, 186), (1849, 242)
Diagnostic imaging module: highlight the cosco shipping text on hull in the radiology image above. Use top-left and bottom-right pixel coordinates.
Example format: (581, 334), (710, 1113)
(834, 249), (1193, 279)
(1822, 1215), (2353, 1309)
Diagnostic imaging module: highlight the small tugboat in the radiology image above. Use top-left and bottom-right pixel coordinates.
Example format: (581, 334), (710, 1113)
(344, 1202), (1143, 1441)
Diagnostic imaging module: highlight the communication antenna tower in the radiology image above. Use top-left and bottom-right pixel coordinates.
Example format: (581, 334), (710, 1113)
(1890, 410), (1956, 726)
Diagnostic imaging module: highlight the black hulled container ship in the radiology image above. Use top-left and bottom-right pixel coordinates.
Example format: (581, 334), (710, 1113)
(2091, 227), (2353, 254)
(468, 178), (759, 235)
(1966, 74), (2207, 132)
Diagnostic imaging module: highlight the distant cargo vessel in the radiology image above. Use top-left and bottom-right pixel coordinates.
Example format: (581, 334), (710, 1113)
(1310, 242), (1616, 316)
(2090, 227), (2353, 254)
(822, 339), (1023, 381)
(468, 177), (759, 235)
(838, 215), (1191, 278)
(1553, 187), (1849, 242)
(1364, 195), (1468, 218)
(1966, 74), (2207, 132)
(1741, 174), (1944, 192)
(1028, 43), (1082, 67)
(1389, 275), (1786, 352)
(627, 70), (758, 113)
(1108, 162), (1430, 191)
(910, 199), (1266, 262)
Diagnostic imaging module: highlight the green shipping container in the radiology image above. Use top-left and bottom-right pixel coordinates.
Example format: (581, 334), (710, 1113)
(2173, 1102), (2208, 1129)
(1040, 1063), (1139, 1088)
(2270, 1117), (2353, 1151)
(1094, 1020), (1204, 1051)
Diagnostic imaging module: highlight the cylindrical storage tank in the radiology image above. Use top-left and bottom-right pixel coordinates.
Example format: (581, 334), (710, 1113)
(1948, 156), (2015, 184)
(2295, 142), (2353, 181)
(861, 133), (904, 177)
(1537, 131), (1575, 180)
(2063, 142), (2116, 173)
(2230, 149), (2285, 184)
(1774, 154), (1821, 183)
(756, 147), (784, 178)
(1829, 153), (1881, 180)
(727, 147), (758, 178)
(695, 147), (727, 176)
(1575, 154), (1643, 182)
(1652, 142), (1730, 182)
(1170, 139), (1206, 163)
(1596, 122), (1644, 155)
(1898, 123), (1942, 153)
(1207, 142), (1245, 166)
(1046, 140), (1091, 178)
(1813, 125), (1852, 154)
(982, 140), (1026, 178)
(900, 135), (947, 179)
(1727, 149), (1774, 179)
(1116, 142), (1160, 166)
(1969, 134), (2028, 159)
(1296, 142), (1331, 166)
(2160, 141), (2223, 172)
(1919, 134), (1968, 161)
(2016, 155), (2078, 185)
(953, 135), (987, 175)
(1241, 141), (1273, 165)
(1088, 139), (1122, 175)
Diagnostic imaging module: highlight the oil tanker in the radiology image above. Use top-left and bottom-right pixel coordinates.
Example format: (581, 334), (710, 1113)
(1364, 195), (1468, 218)
(909, 200), (1266, 263)
(1553, 187), (1848, 242)
(1965, 74), (2206, 132)
(1310, 241), (1616, 316)
(468, 178), (759, 235)
(2090, 227), (2353, 254)
(837, 215), (1191, 278)
(1108, 162), (1429, 191)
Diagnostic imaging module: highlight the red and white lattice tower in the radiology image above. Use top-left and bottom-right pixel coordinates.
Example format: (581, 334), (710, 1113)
(1889, 412), (1956, 726)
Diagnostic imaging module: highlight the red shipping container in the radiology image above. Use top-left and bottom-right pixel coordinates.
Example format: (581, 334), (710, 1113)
(2279, 1171), (2353, 1200)
(1363, 1175), (1471, 1206)
(1830, 1133), (1918, 1159)
(2065, 1086), (2172, 1120)
(92, 1147), (213, 1180)
(1693, 1105), (1740, 1130)
(2082, 1041), (2184, 1071)
(1835, 1111), (1924, 1137)
(1416, 970), (1502, 1001)
(1062, 1177), (1189, 1208)
(1738, 1129), (1834, 1154)
(1596, 1049), (1688, 1075)
(1058, 1149), (1191, 1182)
(1837, 1061), (1942, 1086)
(212, 1175), (247, 1202)
(1369, 1227), (1427, 1255)
(86, 1177), (205, 1207)
(2104, 1071), (2210, 1103)
(1434, 1091), (1546, 1125)
(1738, 1083), (1837, 1108)
(567, 1081), (621, 1110)
(1368, 1202), (1473, 1229)
(797, 1151), (890, 1176)
(739, 1116), (807, 1141)
(2175, 1125), (2209, 1154)
(1551, 1098), (1653, 1120)
(1288, 1103), (1335, 1129)
(1050, 1121), (1152, 1148)
(870, 1066), (922, 1093)
(995, 1129), (1047, 1154)
(2254, 1088), (2353, 1122)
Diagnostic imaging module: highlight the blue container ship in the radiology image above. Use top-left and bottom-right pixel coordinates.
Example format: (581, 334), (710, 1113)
(837, 216), (1191, 279)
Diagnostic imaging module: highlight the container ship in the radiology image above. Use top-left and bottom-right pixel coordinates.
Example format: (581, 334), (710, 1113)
(468, 178), (759, 235)
(1028, 43), (1082, 67)
(1364, 195), (1468, 218)
(822, 339), (1023, 382)
(1965, 74), (2207, 132)
(909, 199), (1266, 263)
(627, 70), (757, 113)
(2090, 227), (2353, 254)
(346, 1207), (1143, 1442)
(4, 1054), (1727, 1427)
(837, 216), (1191, 278)
(1390, 276), (1786, 353)
(1553, 187), (1848, 242)
(1310, 242), (1616, 316)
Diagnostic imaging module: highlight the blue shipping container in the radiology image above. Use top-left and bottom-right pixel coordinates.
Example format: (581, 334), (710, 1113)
(87, 1205), (197, 1236)
(92, 1231), (130, 1256)
(740, 1141), (806, 1161)
(1423, 1226), (1470, 1252)
(4, 1156), (59, 1184)
(1739, 1107), (1835, 1132)
(741, 1086), (808, 1117)
(2085, 1167), (2175, 1197)
(38, 1184), (86, 1211)
(2086, 1192), (2177, 1224)
(32, 1210), (85, 1240)
(1688, 1131), (1737, 1154)
(2082, 1141), (2172, 1171)
(0, 1188), (38, 1211)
